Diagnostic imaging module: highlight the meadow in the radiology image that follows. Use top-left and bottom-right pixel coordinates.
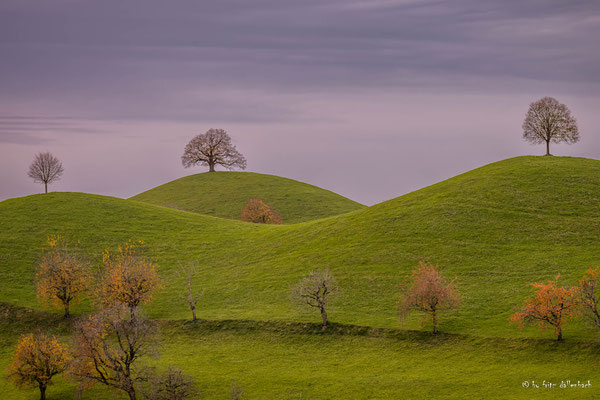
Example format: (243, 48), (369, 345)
(1, 155), (599, 399)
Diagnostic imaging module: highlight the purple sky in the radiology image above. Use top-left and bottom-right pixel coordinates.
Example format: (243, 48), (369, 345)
(1, 0), (599, 205)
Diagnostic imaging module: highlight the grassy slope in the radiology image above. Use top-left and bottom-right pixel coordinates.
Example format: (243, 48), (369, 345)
(1, 156), (599, 335)
(1, 156), (599, 398)
(1, 305), (597, 399)
(129, 171), (365, 223)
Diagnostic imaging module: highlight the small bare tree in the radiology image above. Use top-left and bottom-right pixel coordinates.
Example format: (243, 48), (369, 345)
(579, 268), (600, 329)
(178, 264), (203, 321)
(291, 269), (339, 329)
(522, 97), (579, 156)
(229, 379), (245, 400)
(182, 128), (247, 172)
(71, 307), (158, 400)
(142, 367), (199, 400)
(27, 152), (64, 193)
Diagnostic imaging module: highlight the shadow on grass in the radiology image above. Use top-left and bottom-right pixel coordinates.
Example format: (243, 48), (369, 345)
(168, 318), (600, 353)
(2, 302), (599, 354)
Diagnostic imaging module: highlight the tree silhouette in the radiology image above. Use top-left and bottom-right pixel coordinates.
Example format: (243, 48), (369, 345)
(27, 152), (64, 193)
(182, 128), (246, 172)
(522, 97), (579, 156)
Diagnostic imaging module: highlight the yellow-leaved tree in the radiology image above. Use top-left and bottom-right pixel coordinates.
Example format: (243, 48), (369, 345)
(99, 240), (161, 318)
(36, 234), (89, 318)
(9, 332), (70, 400)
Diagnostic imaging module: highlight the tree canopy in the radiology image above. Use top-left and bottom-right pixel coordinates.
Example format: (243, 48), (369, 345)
(522, 97), (579, 156)
(27, 152), (64, 193)
(181, 128), (247, 172)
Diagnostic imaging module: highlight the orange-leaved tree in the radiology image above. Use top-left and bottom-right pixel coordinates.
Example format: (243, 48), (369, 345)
(99, 240), (161, 318)
(509, 274), (579, 341)
(240, 198), (283, 224)
(36, 234), (89, 318)
(579, 267), (600, 329)
(9, 332), (70, 400)
(398, 261), (460, 334)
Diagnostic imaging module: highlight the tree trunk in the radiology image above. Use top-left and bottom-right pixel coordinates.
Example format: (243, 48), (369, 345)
(129, 306), (138, 322)
(432, 311), (438, 334)
(557, 326), (562, 341)
(63, 301), (70, 318)
(127, 389), (137, 400)
(44, 181), (48, 193)
(546, 140), (551, 156)
(191, 305), (197, 321)
(209, 162), (215, 172)
(39, 384), (46, 400)
(320, 306), (328, 330)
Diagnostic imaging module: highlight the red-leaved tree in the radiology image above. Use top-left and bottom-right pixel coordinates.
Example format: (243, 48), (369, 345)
(398, 261), (460, 334)
(509, 274), (579, 341)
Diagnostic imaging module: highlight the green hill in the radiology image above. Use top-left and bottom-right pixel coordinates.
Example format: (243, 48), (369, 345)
(1, 156), (599, 334)
(129, 171), (365, 223)
(1, 156), (599, 399)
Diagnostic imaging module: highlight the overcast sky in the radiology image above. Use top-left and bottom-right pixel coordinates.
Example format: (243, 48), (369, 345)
(1, 0), (599, 205)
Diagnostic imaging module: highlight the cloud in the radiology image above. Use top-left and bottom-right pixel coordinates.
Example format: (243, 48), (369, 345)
(0, 116), (112, 144)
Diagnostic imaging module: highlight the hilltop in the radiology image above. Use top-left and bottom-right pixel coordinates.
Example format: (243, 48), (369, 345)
(129, 171), (365, 223)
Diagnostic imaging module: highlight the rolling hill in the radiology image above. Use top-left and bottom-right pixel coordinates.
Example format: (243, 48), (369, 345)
(129, 171), (365, 223)
(1, 155), (598, 335)
(1, 155), (599, 399)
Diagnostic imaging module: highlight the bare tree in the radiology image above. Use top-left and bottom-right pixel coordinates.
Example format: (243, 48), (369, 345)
(182, 128), (247, 172)
(522, 97), (579, 156)
(291, 269), (339, 329)
(27, 152), (64, 193)
(229, 379), (245, 400)
(178, 264), (203, 321)
(141, 367), (199, 400)
(71, 307), (158, 400)
(579, 268), (600, 329)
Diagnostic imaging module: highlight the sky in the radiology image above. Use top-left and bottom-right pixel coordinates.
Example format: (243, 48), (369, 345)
(1, 0), (599, 205)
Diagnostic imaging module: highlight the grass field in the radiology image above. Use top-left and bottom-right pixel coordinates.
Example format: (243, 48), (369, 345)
(1, 156), (599, 398)
(130, 171), (365, 223)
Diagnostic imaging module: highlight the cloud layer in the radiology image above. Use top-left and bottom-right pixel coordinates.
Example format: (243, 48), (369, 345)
(1, 0), (599, 204)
